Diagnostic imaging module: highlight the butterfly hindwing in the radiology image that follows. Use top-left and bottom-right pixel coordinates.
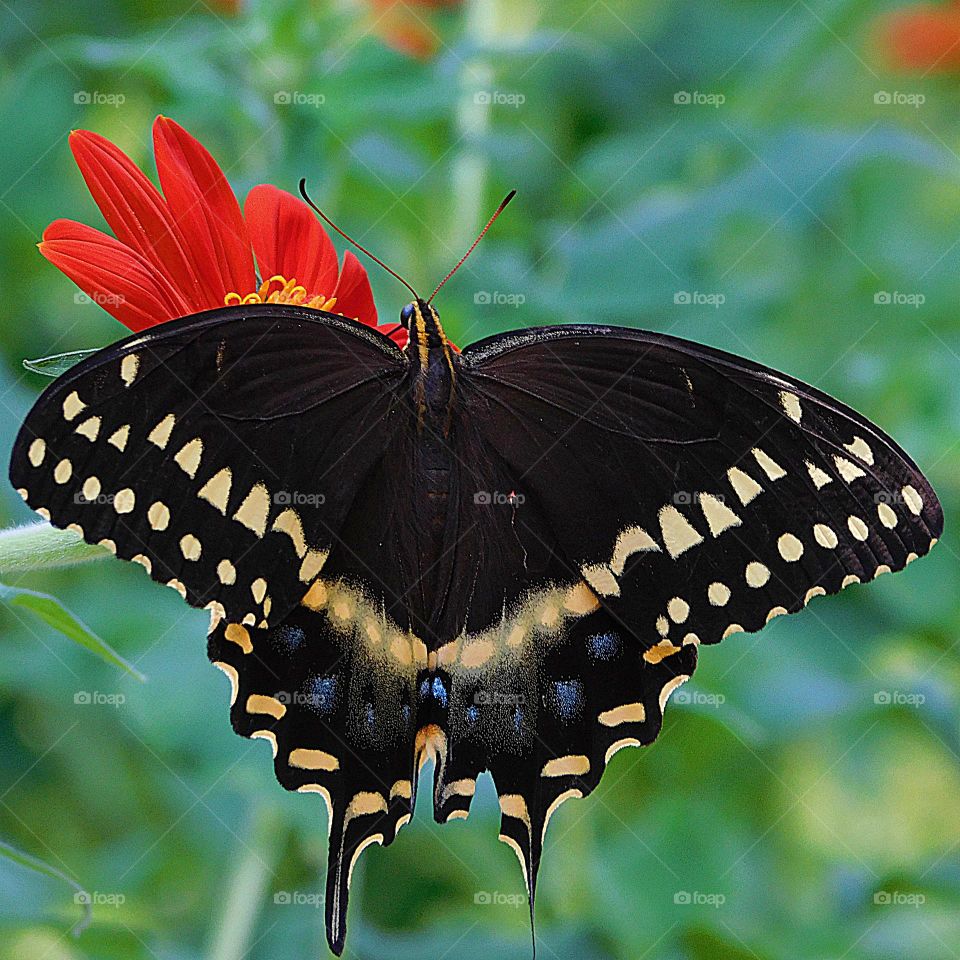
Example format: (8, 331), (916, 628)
(10, 304), (408, 629)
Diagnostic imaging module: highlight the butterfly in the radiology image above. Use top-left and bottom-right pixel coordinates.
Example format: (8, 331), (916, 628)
(9, 203), (943, 955)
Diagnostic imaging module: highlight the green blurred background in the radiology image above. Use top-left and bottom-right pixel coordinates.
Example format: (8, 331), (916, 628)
(1, 0), (959, 957)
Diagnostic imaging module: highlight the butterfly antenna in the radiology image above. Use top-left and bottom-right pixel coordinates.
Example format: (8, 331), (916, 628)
(299, 179), (419, 300)
(427, 190), (516, 305)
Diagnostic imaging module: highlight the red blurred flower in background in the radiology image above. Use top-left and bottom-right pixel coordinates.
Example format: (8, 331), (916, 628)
(877, 1), (960, 72)
(40, 116), (408, 347)
(369, 0), (461, 60)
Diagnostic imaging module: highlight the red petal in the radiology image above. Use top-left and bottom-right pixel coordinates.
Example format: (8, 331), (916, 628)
(244, 185), (339, 296)
(69, 130), (211, 312)
(376, 324), (409, 349)
(878, 7), (960, 71)
(152, 116), (255, 299)
(40, 220), (192, 331)
(332, 250), (378, 326)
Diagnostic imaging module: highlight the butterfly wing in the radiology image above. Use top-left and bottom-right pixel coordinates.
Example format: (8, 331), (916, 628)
(10, 303), (408, 628)
(436, 323), (942, 900)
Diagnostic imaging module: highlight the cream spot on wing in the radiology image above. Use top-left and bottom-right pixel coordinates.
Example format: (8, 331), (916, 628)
(217, 559), (236, 585)
(667, 597), (689, 624)
(752, 447), (787, 481)
(272, 508), (307, 558)
(120, 354), (140, 386)
(906, 551), (918, 564)
(67, 523), (83, 536)
(148, 414), (175, 449)
(180, 533), (202, 561)
(610, 525), (660, 575)
(62, 391), (85, 421)
(779, 390), (802, 423)
(877, 502), (898, 529)
(844, 435), (874, 465)
(656, 615), (670, 637)
(698, 493), (742, 537)
(167, 579), (187, 599)
(27, 438), (45, 467)
(777, 533), (804, 562)
(174, 438), (203, 479)
(75, 416), (100, 441)
(581, 563), (620, 597)
(643, 640), (681, 663)
(212, 661), (239, 705)
(723, 623), (744, 638)
(598, 702), (646, 726)
(875, 564), (891, 577)
(848, 515), (869, 541)
(605, 737), (642, 764)
(814, 523), (838, 548)
(745, 561), (770, 588)
(250, 577), (267, 604)
(298, 549), (328, 583)
(250, 730), (277, 757)
(53, 459), (72, 484)
(563, 582), (600, 615)
(658, 505), (703, 559)
(804, 586), (826, 604)
(541, 788), (582, 842)
(224, 623), (252, 653)
(841, 574), (860, 588)
(242, 613), (257, 626)
(805, 460), (833, 489)
(902, 485), (923, 516)
(98, 538), (116, 554)
(708, 581), (730, 606)
(16, 488), (27, 501)
(207, 600), (226, 632)
(658, 675), (689, 713)
(301, 580), (327, 610)
(132, 554), (152, 573)
(541, 755), (590, 777)
(82, 476), (101, 501)
(36, 508), (51, 520)
(683, 632), (700, 646)
(246, 694), (285, 719)
(198, 468), (232, 514)
(498, 794), (530, 825)
(233, 482), (270, 537)
(107, 424), (129, 452)
(766, 606), (788, 622)
(727, 466), (762, 505)
(113, 488), (135, 514)
(147, 501), (170, 531)
(834, 456), (865, 483)
(289, 748), (339, 771)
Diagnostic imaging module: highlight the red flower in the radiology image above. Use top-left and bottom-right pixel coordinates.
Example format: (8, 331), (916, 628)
(40, 117), (405, 346)
(877, 1), (960, 71)
(368, 0), (462, 60)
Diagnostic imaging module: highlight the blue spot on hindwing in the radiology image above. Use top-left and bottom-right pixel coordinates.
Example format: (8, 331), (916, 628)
(586, 631), (621, 661)
(303, 675), (337, 714)
(550, 679), (584, 722)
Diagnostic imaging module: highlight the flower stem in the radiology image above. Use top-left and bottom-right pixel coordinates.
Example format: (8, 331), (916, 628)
(0, 522), (110, 575)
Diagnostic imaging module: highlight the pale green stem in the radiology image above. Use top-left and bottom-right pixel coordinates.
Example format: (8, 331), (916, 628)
(0, 522), (109, 575)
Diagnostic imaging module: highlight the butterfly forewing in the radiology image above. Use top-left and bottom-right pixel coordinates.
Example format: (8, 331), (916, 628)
(10, 305), (407, 629)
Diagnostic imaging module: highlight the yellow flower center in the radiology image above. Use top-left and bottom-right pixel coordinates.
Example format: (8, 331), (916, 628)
(224, 274), (337, 311)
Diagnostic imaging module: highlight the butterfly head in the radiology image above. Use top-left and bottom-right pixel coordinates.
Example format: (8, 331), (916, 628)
(401, 299), (444, 344)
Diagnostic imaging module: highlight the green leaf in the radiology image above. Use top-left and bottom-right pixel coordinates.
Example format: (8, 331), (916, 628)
(0, 584), (146, 682)
(0, 837), (91, 935)
(23, 348), (100, 377)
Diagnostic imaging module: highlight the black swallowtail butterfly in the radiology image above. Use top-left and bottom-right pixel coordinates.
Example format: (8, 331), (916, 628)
(10, 280), (942, 953)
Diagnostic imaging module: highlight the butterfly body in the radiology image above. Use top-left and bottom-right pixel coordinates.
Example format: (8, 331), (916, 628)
(9, 302), (943, 955)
